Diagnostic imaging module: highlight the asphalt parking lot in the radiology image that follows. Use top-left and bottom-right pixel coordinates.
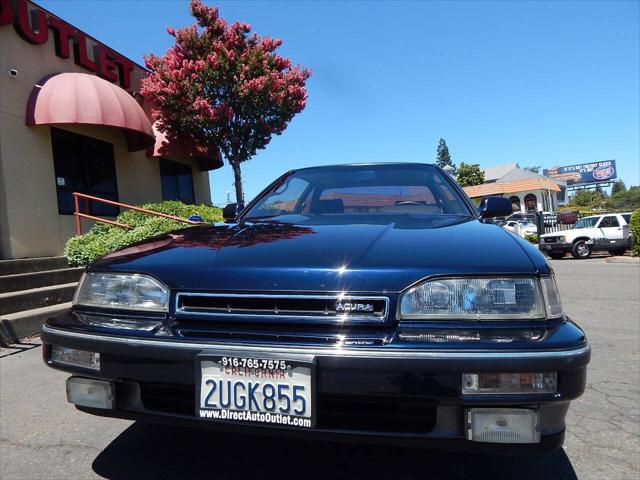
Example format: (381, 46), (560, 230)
(1, 258), (638, 480)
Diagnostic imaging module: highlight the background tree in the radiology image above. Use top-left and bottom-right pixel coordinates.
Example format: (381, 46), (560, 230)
(523, 166), (541, 173)
(605, 185), (640, 210)
(456, 162), (484, 187)
(611, 180), (626, 195)
(572, 189), (605, 209)
(141, 0), (311, 202)
(436, 138), (456, 174)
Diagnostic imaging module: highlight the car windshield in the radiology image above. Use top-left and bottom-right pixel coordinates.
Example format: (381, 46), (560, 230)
(522, 222), (537, 228)
(574, 217), (599, 229)
(244, 164), (473, 219)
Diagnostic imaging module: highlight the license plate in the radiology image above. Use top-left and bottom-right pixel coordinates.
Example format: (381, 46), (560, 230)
(197, 354), (314, 428)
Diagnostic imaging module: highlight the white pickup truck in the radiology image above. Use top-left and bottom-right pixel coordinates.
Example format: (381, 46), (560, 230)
(539, 213), (632, 259)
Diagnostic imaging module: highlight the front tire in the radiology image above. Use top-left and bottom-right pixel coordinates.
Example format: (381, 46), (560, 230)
(571, 240), (592, 259)
(548, 252), (565, 260)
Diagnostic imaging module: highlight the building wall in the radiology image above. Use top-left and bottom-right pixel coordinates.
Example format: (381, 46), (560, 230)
(0, 13), (211, 259)
(507, 189), (555, 213)
(467, 189), (557, 214)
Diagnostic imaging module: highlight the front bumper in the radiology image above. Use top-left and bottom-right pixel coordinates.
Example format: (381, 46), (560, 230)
(41, 320), (590, 453)
(539, 242), (572, 253)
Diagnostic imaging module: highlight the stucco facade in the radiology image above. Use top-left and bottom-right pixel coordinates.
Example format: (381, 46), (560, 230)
(0, 1), (213, 259)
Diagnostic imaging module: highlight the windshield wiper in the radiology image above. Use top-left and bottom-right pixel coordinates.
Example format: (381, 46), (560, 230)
(243, 215), (280, 221)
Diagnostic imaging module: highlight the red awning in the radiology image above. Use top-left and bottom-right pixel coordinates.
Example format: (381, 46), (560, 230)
(26, 73), (154, 152)
(147, 121), (223, 171)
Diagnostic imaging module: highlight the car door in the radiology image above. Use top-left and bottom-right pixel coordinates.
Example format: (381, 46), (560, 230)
(596, 215), (625, 246)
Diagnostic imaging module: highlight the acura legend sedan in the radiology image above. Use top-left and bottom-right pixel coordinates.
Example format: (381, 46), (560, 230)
(42, 163), (590, 452)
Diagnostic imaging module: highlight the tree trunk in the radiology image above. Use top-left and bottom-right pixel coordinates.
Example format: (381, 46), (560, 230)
(231, 161), (244, 203)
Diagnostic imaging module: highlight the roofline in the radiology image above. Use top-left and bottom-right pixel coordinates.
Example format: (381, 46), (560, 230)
(29, 0), (148, 72)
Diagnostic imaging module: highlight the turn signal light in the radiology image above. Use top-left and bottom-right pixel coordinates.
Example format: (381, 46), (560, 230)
(51, 346), (100, 371)
(462, 372), (556, 395)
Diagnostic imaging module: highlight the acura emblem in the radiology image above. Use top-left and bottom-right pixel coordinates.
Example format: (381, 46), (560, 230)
(335, 302), (374, 313)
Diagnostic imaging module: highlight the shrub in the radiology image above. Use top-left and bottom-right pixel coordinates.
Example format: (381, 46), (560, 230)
(64, 201), (223, 266)
(524, 234), (539, 244)
(631, 209), (640, 257)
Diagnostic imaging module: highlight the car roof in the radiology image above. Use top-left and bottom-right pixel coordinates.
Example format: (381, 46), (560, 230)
(583, 213), (629, 220)
(292, 162), (437, 172)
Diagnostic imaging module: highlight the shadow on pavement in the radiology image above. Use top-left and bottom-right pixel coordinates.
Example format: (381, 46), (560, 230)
(92, 422), (578, 480)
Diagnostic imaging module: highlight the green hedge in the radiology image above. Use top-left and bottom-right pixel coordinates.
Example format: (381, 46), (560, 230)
(65, 201), (222, 266)
(524, 234), (539, 244)
(631, 209), (640, 257)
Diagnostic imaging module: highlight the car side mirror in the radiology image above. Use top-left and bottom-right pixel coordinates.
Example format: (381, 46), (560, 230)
(223, 202), (244, 222)
(479, 196), (513, 219)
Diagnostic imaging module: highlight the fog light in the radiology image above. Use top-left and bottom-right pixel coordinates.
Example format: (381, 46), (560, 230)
(467, 408), (539, 443)
(462, 372), (556, 394)
(66, 377), (115, 409)
(51, 346), (100, 371)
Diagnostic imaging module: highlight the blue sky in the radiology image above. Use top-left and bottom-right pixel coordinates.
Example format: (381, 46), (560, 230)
(40, 0), (640, 205)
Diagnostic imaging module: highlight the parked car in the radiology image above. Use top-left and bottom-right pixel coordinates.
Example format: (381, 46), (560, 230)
(503, 220), (538, 237)
(483, 216), (506, 226)
(42, 163), (589, 453)
(539, 212), (632, 259)
(506, 212), (537, 223)
(556, 211), (579, 225)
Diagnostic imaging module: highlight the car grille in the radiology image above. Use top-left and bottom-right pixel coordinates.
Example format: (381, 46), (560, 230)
(543, 237), (560, 243)
(175, 293), (389, 325)
(138, 383), (437, 434)
(171, 323), (389, 345)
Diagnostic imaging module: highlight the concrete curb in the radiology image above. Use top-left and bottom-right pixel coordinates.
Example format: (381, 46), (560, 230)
(0, 302), (72, 346)
(604, 256), (640, 264)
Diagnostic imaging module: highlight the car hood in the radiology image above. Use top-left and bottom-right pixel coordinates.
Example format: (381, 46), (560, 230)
(91, 215), (548, 292)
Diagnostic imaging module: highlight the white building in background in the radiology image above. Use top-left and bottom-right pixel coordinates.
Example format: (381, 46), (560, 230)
(463, 163), (566, 213)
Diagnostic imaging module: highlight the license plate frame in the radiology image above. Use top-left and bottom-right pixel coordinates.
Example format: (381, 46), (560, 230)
(195, 352), (316, 429)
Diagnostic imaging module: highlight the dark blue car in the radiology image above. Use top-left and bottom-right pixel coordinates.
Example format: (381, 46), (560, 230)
(42, 163), (590, 452)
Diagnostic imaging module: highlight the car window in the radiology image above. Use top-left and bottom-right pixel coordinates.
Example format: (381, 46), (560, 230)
(622, 214), (631, 225)
(248, 177), (312, 217)
(574, 217), (599, 229)
(598, 216), (619, 228)
(318, 185), (440, 214)
(244, 164), (473, 218)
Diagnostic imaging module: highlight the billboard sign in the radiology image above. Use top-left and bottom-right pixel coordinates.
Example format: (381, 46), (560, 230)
(543, 160), (617, 186)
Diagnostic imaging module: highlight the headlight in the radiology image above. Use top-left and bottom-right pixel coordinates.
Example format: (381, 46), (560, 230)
(399, 277), (555, 320)
(74, 273), (169, 312)
(558, 236), (565, 242)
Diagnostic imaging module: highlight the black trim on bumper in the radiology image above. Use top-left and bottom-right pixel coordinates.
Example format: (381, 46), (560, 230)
(75, 404), (566, 453)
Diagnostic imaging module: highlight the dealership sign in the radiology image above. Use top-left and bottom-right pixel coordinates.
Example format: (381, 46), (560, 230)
(1, 0), (135, 89)
(543, 160), (617, 186)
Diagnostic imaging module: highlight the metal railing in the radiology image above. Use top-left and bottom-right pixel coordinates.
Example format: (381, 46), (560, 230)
(73, 192), (204, 235)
